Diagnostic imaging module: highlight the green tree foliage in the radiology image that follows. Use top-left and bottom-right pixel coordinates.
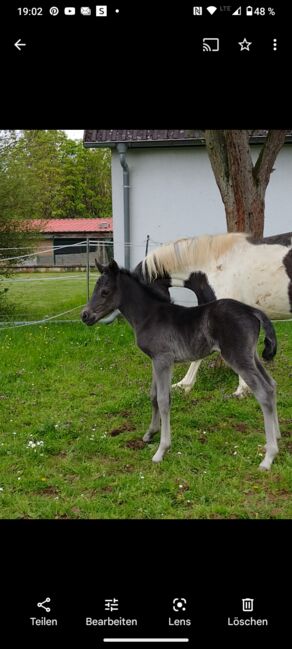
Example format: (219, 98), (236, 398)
(0, 129), (112, 306)
(16, 129), (112, 219)
(0, 130), (40, 266)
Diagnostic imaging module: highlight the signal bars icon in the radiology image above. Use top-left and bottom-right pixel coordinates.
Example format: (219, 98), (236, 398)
(232, 6), (241, 15)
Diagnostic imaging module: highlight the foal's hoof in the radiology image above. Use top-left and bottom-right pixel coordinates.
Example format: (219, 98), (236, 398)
(152, 452), (164, 463)
(259, 461), (271, 471)
(143, 432), (154, 443)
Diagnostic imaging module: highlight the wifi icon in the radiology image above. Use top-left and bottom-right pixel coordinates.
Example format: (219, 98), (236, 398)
(207, 5), (217, 14)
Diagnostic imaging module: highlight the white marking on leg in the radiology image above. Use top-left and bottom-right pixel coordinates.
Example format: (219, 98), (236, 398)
(172, 360), (202, 393)
(233, 375), (252, 398)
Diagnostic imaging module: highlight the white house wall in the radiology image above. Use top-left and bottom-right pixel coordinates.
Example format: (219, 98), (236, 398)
(111, 144), (292, 305)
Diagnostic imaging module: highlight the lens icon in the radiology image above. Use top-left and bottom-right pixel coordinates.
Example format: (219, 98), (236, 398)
(49, 6), (59, 15)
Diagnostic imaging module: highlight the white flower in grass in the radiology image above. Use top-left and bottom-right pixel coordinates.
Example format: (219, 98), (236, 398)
(27, 440), (44, 449)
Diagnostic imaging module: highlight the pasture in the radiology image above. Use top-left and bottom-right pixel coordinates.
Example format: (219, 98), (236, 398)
(0, 272), (291, 519)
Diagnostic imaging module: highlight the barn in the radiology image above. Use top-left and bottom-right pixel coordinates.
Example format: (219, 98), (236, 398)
(22, 218), (113, 268)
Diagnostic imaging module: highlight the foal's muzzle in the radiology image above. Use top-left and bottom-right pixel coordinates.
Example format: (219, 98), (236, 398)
(81, 308), (96, 326)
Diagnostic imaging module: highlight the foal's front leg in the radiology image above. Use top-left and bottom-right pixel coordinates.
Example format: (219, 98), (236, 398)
(151, 358), (173, 463)
(143, 367), (160, 443)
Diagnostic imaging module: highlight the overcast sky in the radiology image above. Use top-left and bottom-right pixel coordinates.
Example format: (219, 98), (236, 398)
(64, 130), (84, 140)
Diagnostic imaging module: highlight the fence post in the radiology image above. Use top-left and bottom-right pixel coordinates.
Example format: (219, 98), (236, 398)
(86, 237), (90, 302)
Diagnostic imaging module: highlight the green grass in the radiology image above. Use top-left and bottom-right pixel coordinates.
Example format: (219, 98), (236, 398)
(0, 272), (96, 321)
(0, 273), (292, 519)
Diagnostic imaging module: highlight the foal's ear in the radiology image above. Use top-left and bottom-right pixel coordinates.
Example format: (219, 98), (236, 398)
(95, 259), (105, 273)
(108, 259), (119, 274)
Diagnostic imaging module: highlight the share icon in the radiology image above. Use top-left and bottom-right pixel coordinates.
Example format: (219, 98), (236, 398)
(37, 597), (51, 613)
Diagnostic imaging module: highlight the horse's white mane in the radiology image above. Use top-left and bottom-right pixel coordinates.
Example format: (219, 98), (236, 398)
(143, 232), (247, 278)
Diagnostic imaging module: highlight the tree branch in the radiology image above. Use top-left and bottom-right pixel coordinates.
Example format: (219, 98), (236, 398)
(205, 130), (230, 197)
(253, 130), (288, 189)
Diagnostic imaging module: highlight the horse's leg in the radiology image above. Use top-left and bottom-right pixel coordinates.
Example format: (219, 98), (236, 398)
(222, 353), (279, 470)
(233, 375), (252, 398)
(143, 365), (160, 442)
(151, 358), (173, 463)
(172, 360), (202, 393)
(254, 354), (281, 440)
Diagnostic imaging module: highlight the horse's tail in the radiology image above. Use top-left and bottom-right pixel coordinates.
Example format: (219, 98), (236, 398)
(253, 309), (277, 360)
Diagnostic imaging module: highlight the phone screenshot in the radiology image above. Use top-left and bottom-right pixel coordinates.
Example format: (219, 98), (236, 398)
(0, 2), (291, 645)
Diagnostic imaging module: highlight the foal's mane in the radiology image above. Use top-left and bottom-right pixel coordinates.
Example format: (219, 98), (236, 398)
(121, 268), (171, 303)
(142, 232), (247, 279)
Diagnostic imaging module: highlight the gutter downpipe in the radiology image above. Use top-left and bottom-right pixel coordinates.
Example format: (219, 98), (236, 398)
(117, 143), (130, 269)
(99, 142), (130, 324)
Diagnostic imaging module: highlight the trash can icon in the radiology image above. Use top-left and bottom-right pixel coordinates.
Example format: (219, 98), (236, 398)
(242, 598), (254, 612)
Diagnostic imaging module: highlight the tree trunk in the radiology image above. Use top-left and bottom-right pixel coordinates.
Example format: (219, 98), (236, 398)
(205, 129), (288, 238)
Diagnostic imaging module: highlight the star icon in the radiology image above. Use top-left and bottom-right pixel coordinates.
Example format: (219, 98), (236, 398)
(239, 38), (252, 51)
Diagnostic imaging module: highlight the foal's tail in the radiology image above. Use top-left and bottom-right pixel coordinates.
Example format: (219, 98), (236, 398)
(253, 309), (277, 360)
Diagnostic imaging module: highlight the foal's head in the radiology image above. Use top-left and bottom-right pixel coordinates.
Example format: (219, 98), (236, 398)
(81, 259), (120, 326)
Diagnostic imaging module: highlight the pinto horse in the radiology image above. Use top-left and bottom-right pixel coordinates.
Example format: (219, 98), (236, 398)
(82, 260), (280, 470)
(138, 232), (292, 397)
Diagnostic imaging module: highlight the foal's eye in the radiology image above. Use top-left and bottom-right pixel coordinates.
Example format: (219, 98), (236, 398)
(101, 289), (110, 297)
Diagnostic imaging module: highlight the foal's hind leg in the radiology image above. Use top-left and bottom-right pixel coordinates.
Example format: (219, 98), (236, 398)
(222, 354), (279, 470)
(143, 368), (160, 442)
(254, 354), (281, 441)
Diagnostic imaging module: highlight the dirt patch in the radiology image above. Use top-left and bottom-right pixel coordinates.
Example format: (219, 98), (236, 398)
(234, 423), (248, 432)
(110, 423), (136, 436)
(100, 485), (114, 493)
(38, 486), (59, 496)
(55, 514), (70, 519)
(175, 479), (190, 492)
(125, 439), (146, 450)
(281, 430), (292, 438)
(197, 433), (208, 444)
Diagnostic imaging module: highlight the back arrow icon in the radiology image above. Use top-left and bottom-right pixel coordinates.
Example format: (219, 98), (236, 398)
(14, 39), (26, 51)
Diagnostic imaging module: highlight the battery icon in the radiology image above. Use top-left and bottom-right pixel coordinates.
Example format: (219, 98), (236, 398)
(246, 5), (253, 15)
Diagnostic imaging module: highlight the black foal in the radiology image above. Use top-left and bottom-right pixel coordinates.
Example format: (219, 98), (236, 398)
(82, 260), (280, 470)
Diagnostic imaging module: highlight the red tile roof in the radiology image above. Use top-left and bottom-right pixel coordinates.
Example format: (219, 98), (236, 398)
(31, 218), (113, 233)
